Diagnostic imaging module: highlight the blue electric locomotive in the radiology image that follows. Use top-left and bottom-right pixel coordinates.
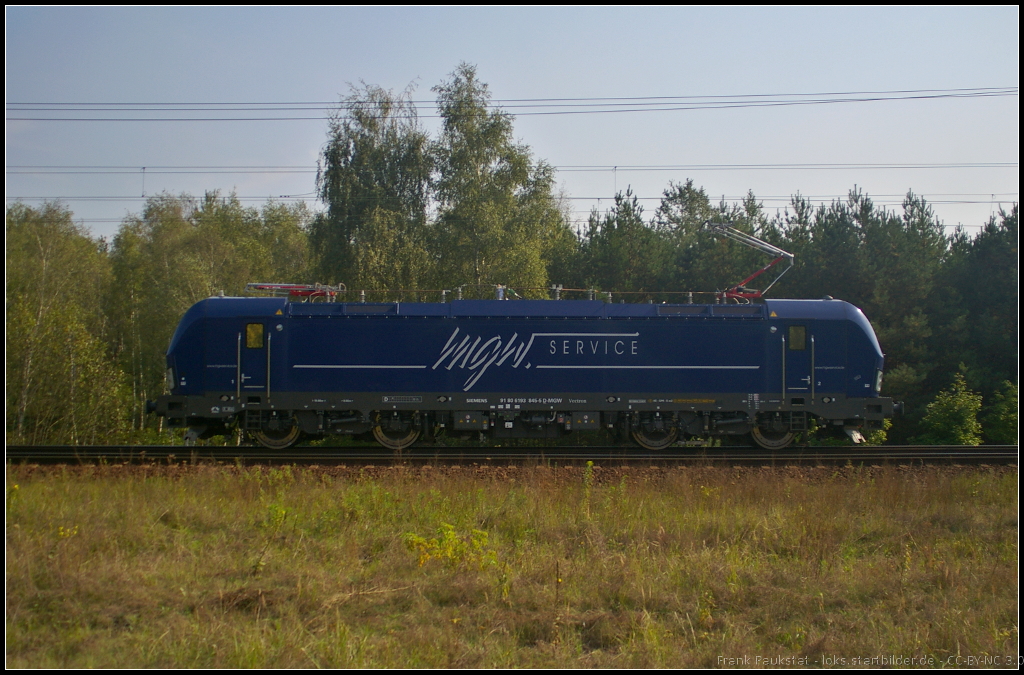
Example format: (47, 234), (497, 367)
(150, 295), (894, 450)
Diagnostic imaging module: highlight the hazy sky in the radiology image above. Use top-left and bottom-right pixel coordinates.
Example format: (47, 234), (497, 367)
(6, 7), (1019, 241)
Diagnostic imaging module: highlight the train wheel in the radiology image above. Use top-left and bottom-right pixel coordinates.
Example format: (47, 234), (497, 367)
(372, 425), (421, 451)
(254, 425), (301, 450)
(631, 427), (679, 450)
(750, 427), (795, 450)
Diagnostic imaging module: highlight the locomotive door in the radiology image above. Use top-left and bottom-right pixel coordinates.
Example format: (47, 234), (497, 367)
(783, 324), (814, 403)
(239, 322), (270, 402)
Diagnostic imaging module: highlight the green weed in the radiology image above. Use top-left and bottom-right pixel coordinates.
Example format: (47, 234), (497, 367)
(405, 523), (498, 571)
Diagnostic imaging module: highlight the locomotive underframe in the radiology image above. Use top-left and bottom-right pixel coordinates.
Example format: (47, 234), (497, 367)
(155, 388), (893, 450)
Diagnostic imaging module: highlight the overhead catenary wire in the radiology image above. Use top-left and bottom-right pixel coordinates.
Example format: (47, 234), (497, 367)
(9, 192), (1013, 230)
(7, 87), (1018, 121)
(6, 194), (1016, 203)
(8, 86), (1017, 107)
(7, 162), (1018, 175)
(8, 86), (1015, 233)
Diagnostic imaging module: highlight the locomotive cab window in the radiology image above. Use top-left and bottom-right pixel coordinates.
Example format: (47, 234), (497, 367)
(246, 323), (264, 349)
(788, 325), (806, 350)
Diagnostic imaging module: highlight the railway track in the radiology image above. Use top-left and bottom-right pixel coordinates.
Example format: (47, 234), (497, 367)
(5, 444), (1018, 466)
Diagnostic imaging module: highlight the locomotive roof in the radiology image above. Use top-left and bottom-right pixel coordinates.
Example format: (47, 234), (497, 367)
(171, 295), (879, 358)
(197, 295), (861, 321)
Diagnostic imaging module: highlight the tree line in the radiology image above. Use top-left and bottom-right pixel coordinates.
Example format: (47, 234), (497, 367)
(6, 64), (1017, 445)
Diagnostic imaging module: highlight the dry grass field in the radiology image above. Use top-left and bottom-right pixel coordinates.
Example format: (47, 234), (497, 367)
(5, 461), (1018, 668)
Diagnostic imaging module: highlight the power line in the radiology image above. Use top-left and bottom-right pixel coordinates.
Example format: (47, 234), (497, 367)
(5, 196), (319, 202)
(7, 88), (1017, 121)
(7, 162), (1017, 175)
(556, 163), (1018, 171)
(7, 167), (317, 175)
(7, 194), (1016, 204)
(7, 86), (1016, 107)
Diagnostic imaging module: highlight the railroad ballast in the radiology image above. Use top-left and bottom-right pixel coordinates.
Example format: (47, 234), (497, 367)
(149, 295), (895, 450)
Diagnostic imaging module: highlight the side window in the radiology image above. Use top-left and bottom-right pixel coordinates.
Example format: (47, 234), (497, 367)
(246, 323), (264, 349)
(788, 325), (806, 351)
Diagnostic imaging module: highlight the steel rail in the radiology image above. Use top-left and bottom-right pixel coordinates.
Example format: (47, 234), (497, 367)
(5, 444), (1018, 466)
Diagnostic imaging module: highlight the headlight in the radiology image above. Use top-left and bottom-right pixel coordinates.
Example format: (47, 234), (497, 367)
(875, 370), (883, 393)
(166, 368), (175, 392)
